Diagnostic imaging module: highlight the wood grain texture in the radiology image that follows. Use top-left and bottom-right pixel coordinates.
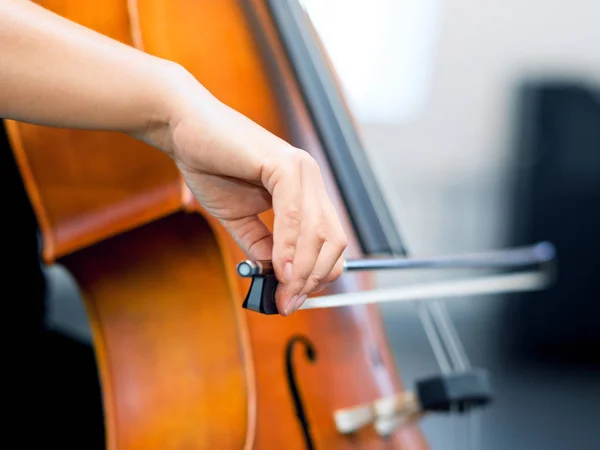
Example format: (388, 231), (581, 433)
(4, 0), (183, 263)
(133, 1), (429, 448)
(62, 213), (249, 449)
(4, 0), (430, 448)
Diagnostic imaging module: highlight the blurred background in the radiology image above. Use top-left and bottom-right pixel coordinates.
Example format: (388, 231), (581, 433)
(19, 0), (599, 448)
(302, 0), (600, 448)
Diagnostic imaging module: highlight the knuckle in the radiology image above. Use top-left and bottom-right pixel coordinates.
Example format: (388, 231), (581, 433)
(301, 276), (321, 295)
(276, 149), (304, 178)
(290, 148), (307, 166)
(280, 244), (296, 260)
(309, 272), (325, 285)
(295, 150), (320, 172)
(330, 232), (348, 250)
(313, 284), (327, 294)
(283, 204), (302, 227)
(295, 272), (309, 284)
(273, 240), (296, 262)
(314, 224), (327, 245)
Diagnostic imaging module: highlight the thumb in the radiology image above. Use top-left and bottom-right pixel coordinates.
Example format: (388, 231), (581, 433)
(221, 215), (273, 261)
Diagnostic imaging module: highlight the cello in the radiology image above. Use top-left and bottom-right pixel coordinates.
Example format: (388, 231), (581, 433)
(4, 0), (555, 448)
(5, 0), (428, 448)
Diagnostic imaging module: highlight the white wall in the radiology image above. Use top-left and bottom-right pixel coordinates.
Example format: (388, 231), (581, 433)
(307, 0), (600, 259)
(305, 6), (600, 447)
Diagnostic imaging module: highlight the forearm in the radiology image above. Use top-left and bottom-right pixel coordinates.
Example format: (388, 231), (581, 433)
(0, 0), (182, 141)
(0, 2), (349, 313)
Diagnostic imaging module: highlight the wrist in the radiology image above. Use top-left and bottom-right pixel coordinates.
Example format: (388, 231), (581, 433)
(131, 59), (212, 159)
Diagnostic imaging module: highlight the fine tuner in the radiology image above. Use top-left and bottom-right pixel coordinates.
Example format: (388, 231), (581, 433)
(236, 241), (557, 315)
(334, 369), (492, 437)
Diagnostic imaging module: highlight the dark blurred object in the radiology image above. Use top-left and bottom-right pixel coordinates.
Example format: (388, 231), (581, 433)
(506, 79), (600, 366)
(1, 121), (105, 448)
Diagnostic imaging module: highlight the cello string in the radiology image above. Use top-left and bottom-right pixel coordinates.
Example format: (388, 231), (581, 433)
(471, 409), (481, 450)
(417, 301), (461, 450)
(419, 301), (461, 450)
(420, 285), (473, 450)
(411, 277), (463, 450)
(429, 300), (475, 450)
(451, 404), (458, 450)
(432, 299), (485, 450)
(467, 411), (474, 450)
(427, 302), (464, 371)
(429, 301), (481, 450)
(429, 300), (470, 371)
(417, 302), (452, 374)
(465, 410), (472, 450)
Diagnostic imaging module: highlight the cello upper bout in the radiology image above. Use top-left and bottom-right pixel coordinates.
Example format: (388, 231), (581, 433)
(4, 0), (184, 264)
(4, 1), (255, 448)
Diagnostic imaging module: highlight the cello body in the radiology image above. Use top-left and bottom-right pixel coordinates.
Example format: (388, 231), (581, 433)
(5, 1), (428, 448)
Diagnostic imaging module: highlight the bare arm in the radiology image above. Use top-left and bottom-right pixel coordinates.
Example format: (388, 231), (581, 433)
(0, 0), (180, 136)
(0, 0), (347, 315)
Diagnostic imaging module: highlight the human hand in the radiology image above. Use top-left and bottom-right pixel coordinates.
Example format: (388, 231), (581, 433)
(0, 0), (342, 313)
(143, 66), (347, 315)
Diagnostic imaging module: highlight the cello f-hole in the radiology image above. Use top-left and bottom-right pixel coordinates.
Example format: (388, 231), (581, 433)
(285, 335), (317, 450)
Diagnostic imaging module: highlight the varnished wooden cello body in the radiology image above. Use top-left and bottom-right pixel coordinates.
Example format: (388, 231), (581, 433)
(5, 0), (428, 448)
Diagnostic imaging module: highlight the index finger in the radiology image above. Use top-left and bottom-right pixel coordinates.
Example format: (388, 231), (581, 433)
(265, 152), (305, 314)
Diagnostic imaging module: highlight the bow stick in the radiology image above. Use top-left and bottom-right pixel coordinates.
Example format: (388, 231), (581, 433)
(237, 242), (557, 315)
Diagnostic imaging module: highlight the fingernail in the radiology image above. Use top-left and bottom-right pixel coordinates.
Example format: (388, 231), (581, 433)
(283, 262), (293, 282)
(293, 294), (307, 312)
(285, 295), (298, 315)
